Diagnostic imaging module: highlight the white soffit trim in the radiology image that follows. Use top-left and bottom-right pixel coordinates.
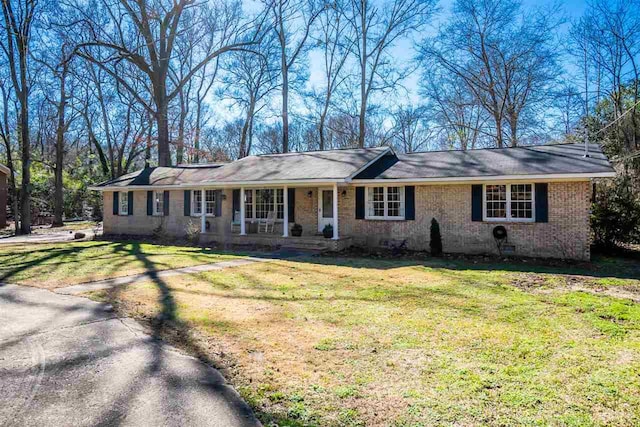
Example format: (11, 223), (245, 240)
(89, 178), (348, 192)
(0, 164), (9, 175)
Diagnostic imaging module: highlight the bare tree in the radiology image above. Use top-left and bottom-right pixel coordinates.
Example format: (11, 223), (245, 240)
(389, 104), (433, 153)
(269, 0), (323, 153)
(346, 0), (436, 148)
(1, 0), (38, 234)
(221, 40), (279, 158)
(421, 0), (560, 147)
(70, 0), (262, 166)
(313, 0), (353, 149)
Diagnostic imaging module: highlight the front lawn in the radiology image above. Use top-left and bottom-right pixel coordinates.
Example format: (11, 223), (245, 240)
(0, 240), (246, 288)
(90, 254), (640, 426)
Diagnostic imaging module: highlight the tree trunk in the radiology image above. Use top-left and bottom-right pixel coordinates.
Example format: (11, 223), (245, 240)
(156, 98), (171, 166)
(18, 97), (31, 234)
(281, 66), (289, 153)
(53, 65), (68, 227)
(358, 0), (367, 149)
(154, 79), (171, 166)
(176, 90), (185, 164)
(194, 103), (202, 163)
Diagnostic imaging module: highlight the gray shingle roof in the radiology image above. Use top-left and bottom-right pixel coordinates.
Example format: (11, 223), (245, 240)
(94, 147), (388, 188)
(93, 143), (615, 189)
(353, 143), (614, 180)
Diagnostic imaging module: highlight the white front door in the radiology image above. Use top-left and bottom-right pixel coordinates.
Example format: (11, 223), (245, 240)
(317, 187), (334, 233)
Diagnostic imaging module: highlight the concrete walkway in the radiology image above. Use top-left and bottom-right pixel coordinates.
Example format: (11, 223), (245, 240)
(56, 257), (271, 295)
(0, 283), (260, 427)
(0, 227), (100, 245)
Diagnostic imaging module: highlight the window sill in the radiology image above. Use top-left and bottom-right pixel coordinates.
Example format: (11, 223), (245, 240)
(191, 214), (216, 217)
(364, 217), (406, 221)
(483, 218), (535, 224)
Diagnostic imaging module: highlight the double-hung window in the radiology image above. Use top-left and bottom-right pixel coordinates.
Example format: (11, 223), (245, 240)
(205, 190), (216, 215)
(484, 184), (534, 222)
(153, 191), (164, 215)
(192, 190), (202, 216)
(244, 189), (285, 220)
(119, 191), (129, 215)
(192, 190), (216, 216)
(365, 186), (405, 220)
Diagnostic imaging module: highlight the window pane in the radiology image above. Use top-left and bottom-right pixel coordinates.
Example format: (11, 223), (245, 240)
(276, 189), (284, 219)
(486, 185), (506, 218)
(245, 190), (253, 219)
(205, 190), (216, 215)
(255, 189), (274, 219)
(510, 184), (533, 219)
(120, 192), (128, 214)
(193, 191), (202, 215)
(322, 190), (333, 218)
(155, 191), (163, 214)
(373, 187), (384, 216)
(387, 187), (402, 217)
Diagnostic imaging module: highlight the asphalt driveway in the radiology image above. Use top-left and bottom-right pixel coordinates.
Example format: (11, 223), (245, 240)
(0, 284), (259, 427)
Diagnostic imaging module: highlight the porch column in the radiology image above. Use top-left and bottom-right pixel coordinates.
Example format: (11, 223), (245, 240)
(200, 188), (206, 233)
(283, 185), (289, 237)
(332, 183), (339, 240)
(240, 187), (246, 235)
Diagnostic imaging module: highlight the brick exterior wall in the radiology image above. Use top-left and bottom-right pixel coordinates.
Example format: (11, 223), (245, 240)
(103, 181), (592, 260)
(0, 172), (6, 228)
(338, 181), (591, 260)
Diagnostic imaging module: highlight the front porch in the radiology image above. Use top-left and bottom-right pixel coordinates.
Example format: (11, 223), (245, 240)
(199, 232), (353, 252)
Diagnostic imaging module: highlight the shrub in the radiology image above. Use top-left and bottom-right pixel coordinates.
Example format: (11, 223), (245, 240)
(430, 218), (443, 256)
(591, 175), (640, 249)
(185, 221), (201, 245)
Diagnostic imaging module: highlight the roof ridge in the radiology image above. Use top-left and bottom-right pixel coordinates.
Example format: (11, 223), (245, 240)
(401, 142), (596, 156)
(250, 146), (388, 158)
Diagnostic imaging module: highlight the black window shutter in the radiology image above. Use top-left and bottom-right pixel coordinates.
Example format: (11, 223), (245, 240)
(405, 186), (415, 220)
(184, 190), (191, 216)
(147, 191), (153, 215)
(535, 183), (548, 223)
(215, 190), (222, 216)
(471, 185), (483, 222)
(355, 187), (365, 219)
(163, 191), (170, 216)
(113, 192), (119, 215)
(127, 191), (134, 215)
(232, 189), (240, 221)
(288, 188), (295, 222)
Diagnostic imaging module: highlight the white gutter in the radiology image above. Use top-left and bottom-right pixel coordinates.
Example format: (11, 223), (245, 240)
(0, 164), (9, 175)
(89, 178), (348, 192)
(347, 171), (617, 185)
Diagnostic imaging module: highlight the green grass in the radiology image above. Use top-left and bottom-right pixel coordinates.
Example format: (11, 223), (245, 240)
(88, 253), (640, 426)
(0, 240), (245, 288)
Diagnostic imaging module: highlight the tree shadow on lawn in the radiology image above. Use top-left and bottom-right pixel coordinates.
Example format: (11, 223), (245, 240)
(101, 242), (294, 427)
(293, 250), (640, 281)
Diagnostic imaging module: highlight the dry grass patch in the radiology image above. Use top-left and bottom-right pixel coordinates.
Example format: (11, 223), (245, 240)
(89, 257), (640, 426)
(0, 240), (245, 288)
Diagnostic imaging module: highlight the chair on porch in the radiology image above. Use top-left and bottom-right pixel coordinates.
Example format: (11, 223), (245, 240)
(257, 211), (276, 234)
(231, 210), (241, 233)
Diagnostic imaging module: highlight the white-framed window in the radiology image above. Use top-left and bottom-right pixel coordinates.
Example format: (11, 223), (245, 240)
(153, 191), (164, 216)
(245, 190), (253, 219)
(243, 189), (285, 220)
(191, 190), (217, 216)
(192, 190), (202, 216)
(365, 186), (405, 220)
(205, 190), (216, 215)
(483, 183), (534, 222)
(119, 191), (129, 215)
